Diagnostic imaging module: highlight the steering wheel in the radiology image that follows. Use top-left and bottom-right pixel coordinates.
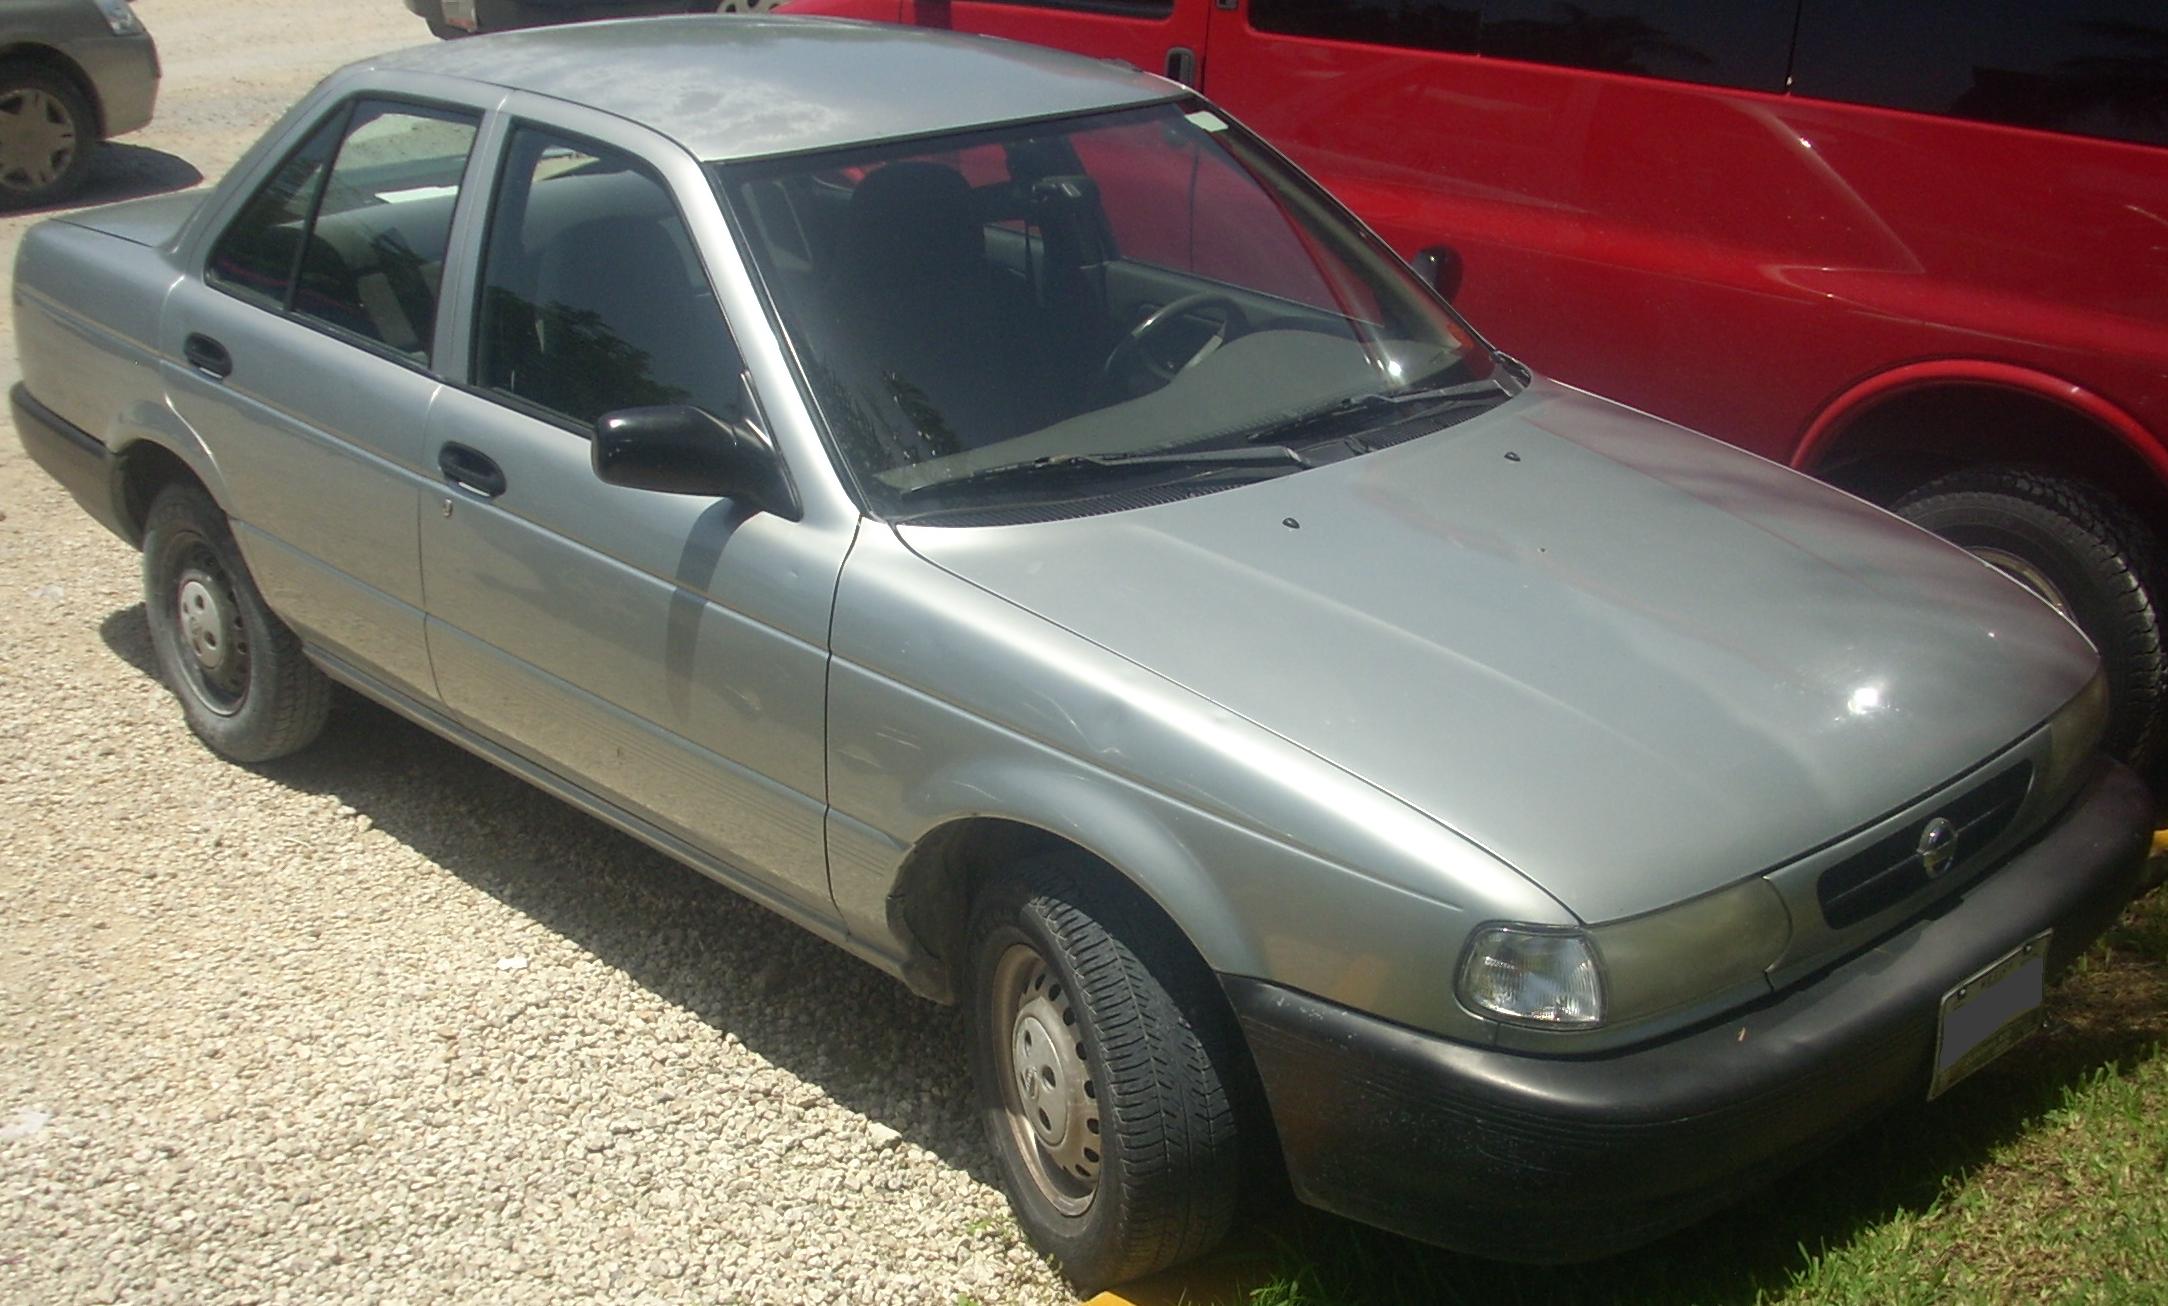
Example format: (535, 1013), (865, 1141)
(1102, 292), (1251, 386)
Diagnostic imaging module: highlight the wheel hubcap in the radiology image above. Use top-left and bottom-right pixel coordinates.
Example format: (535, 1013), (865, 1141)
(1970, 546), (2073, 618)
(177, 576), (231, 671)
(0, 88), (77, 193)
(169, 553), (249, 715)
(992, 944), (1101, 1215)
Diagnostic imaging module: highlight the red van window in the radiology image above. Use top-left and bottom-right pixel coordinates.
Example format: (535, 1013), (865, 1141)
(1075, 116), (1383, 321)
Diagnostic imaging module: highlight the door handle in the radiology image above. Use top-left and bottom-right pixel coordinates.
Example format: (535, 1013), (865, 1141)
(1164, 46), (1198, 86)
(183, 333), (232, 380)
(437, 442), (507, 499)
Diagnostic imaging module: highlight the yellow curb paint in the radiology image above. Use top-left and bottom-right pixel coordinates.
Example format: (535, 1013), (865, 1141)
(1084, 1235), (1280, 1306)
(2151, 827), (2168, 856)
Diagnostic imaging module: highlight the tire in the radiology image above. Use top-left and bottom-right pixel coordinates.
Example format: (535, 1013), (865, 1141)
(142, 483), (331, 763)
(0, 61), (97, 209)
(966, 855), (1245, 1289)
(1895, 467), (2167, 769)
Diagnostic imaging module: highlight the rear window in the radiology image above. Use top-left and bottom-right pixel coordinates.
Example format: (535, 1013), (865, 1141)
(1793, 1), (2168, 149)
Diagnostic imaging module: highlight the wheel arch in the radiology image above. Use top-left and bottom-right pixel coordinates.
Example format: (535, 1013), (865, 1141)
(1794, 361), (2168, 523)
(878, 773), (1266, 1007)
(0, 43), (105, 138)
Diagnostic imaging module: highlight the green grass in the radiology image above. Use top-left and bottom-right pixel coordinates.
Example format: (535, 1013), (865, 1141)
(1225, 881), (2168, 1306)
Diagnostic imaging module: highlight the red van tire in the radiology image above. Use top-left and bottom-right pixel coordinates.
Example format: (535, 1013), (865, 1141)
(1895, 468), (2166, 770)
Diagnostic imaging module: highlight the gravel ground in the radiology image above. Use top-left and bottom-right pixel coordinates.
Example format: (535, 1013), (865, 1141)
(0, 5), (1073, 1303)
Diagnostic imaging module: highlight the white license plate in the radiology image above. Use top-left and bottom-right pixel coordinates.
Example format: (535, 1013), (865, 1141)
(1930, 931), (2049, 1099)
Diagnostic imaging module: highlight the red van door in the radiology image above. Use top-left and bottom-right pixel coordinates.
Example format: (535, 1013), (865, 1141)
(902, 0), (1211, 86)
(1193, 3), (1829, 461)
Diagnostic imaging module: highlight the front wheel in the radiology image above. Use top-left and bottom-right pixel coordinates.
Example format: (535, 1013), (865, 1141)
(967, 855), (1246, 1289)
(142, 483), (331, 763)
(1895, 467), (2167, 769)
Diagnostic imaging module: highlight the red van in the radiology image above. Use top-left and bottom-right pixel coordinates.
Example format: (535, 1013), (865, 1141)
(776, 0), (2168, 767)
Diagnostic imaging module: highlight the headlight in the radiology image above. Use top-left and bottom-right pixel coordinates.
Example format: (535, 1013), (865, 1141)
(1458, 927), (1604, 1027)
(2044, 669), (2109, 798)
(90, 0), (142, 35)
(1588, 877), (1790, 1024)
(1460, 878), (1791, 1032)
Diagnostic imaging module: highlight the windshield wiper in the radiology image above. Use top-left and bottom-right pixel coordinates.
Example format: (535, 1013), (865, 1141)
(895, 443), (1309, 503)
(1243, 378), (1510, 448)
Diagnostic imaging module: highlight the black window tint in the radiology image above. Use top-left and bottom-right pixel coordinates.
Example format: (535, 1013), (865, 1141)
(985, 0), (1172, 13)
(1250, 0), (1480, 54)
(292, 103), (479, 359)
(1795, 1), (2168, 149)
(1481, 0), (1799, 91)
(205, 111), (345, 308)
(475, 127), (744, 429)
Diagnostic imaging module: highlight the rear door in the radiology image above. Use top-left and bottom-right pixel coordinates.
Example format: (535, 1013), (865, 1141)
(164, 89), (487, 700)
(906, 0), (1212, 87)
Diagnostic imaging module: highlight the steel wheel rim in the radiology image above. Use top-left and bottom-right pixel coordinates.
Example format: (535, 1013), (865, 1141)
(1971, 546), (2073, 619)
(990, 942), (1101, 1216)
(0, 87), (77, 194)
(169, 545), (250, 716)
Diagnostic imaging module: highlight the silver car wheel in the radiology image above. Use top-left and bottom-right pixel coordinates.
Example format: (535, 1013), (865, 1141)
(990, 942), (1101, 1216)
(0, 86), (77, 195)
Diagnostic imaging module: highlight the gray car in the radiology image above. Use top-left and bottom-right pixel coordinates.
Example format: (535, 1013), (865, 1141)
(0, 0), (158, 206)
(11, 18), (2155, 1289)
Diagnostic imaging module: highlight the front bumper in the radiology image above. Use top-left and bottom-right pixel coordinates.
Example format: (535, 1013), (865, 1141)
(75, 31), (161, 140)
(1230, 760), (2153, 1263)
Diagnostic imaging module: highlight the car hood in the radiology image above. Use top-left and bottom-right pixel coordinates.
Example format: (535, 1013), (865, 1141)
(895, 381), (2099, 922)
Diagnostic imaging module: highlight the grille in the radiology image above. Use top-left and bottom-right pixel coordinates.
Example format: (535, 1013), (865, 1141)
(1816, 763), (2035, 929)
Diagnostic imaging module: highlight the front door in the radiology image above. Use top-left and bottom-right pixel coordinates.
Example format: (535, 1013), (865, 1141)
(418, 119), (849, 916)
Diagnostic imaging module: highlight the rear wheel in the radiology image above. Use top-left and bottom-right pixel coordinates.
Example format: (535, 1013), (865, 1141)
(1895, 467), (2167, 769)
(966, 855), (1245, 1289)
(142, 483), (331, 763)
(0, 62), (95, 208)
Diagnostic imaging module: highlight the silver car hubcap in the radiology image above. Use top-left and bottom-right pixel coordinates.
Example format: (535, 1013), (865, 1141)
(0, 88), (77, 193)
(1971, 546), (2073, 619)
(171, 555), (249, 715)
(991, 943), (1100, 1215)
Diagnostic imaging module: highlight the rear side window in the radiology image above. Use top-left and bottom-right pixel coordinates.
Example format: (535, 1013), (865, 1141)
(1794, 1), (2168, 148)
(206, 99), (481, 363)
(473, 126), (744, 429)
(1249, 0), (1797, 92)
(205, 115), (343, 308)
(1250, 1), (1479, 55)
(1483, 0), (1797, 92)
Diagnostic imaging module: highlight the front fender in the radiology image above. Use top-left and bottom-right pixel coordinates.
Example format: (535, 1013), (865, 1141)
(826, 527), (1570, 1041)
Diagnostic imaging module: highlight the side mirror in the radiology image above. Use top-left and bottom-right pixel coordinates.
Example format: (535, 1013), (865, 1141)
(592, 405), (802, 521)
(1411, 244), (1463, 302)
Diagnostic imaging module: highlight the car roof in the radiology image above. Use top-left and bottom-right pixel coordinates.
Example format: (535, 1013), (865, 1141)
(370, 15), (1180, 163)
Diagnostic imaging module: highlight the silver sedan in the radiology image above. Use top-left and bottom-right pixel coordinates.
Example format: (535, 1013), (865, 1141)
(12, 17), (2154, 1289)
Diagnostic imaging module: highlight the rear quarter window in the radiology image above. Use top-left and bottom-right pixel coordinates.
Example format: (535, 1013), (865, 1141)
(1794, 1), (2168, 148)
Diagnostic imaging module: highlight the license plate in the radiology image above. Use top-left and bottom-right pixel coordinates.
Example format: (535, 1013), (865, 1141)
(1930, 931), (2049, 1099)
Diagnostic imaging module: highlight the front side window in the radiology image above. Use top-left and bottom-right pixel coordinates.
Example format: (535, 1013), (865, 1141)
(474, 126), (744, 429)
(721, 103), (1501, 522)
(206, 99), (480, 362)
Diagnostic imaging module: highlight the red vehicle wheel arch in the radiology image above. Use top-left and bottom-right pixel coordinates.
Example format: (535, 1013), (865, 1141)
(1794, 361), (2168, 496)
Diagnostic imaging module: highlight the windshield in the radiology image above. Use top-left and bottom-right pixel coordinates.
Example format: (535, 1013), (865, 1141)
(716, 101), (1502, 521)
